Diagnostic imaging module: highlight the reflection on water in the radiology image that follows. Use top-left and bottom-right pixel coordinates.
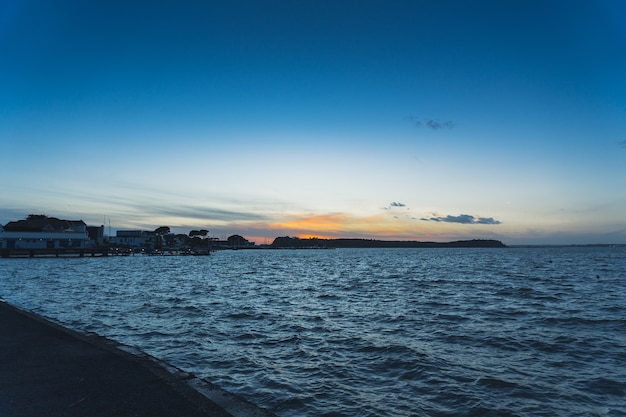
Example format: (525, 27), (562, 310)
(1, 247), (625, 416)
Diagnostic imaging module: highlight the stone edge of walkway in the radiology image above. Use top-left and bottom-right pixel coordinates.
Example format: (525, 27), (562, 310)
(1, 299), (277, 417)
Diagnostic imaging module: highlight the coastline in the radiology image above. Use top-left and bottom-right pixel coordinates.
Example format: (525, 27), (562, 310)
(0, 299), (276, 417)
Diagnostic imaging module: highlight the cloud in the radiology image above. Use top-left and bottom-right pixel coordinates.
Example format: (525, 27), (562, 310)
(620, 140), (626, 149)
(421, 213), (502, 225)
(113, 201), (270, 224)
(407, 116), (454, 130)
(426, 119), (454, 130)
(384, 201), (409, 211)
(474, 217), (502, 225)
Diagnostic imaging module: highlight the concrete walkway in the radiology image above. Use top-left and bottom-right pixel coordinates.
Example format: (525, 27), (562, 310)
(0, 300), (275, 417)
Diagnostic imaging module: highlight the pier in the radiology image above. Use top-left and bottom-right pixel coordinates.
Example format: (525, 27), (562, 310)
(1, 248), (109, 258)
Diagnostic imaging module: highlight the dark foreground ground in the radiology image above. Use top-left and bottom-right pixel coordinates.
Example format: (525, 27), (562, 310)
(0, 300), (276, 417)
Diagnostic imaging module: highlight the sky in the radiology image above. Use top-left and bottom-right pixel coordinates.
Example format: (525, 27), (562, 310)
(2, 0), (625, 244)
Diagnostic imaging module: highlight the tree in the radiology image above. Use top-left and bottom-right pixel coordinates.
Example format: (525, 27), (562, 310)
(227, 234), (249, 248)
(153, 226), (170, 250)
(189, 229), (208, 238)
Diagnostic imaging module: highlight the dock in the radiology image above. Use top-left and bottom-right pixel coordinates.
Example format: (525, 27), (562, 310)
(1, 248), (110, 258)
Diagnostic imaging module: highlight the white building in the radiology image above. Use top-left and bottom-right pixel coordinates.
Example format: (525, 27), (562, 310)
(109, 230), (155, 249)
(0, 216), (91, 250)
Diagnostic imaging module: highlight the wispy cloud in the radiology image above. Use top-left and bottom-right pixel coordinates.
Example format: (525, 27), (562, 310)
(421, 213), (502, 225)
(142, 205), (268, 223)
(407, 116), (454, 130)
(619, 140), (626, 149)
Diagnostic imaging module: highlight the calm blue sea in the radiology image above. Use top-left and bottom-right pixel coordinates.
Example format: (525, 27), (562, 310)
(1, 247), (625, 416)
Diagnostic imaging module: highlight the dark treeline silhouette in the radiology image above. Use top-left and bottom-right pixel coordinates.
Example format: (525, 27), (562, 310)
(271, 237), (507, 249)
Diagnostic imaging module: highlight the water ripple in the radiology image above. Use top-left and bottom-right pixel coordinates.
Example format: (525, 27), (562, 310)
(1, 247), (625, 416)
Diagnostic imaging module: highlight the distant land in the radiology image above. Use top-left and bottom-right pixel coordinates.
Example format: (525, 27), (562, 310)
(270, 237), (507, 249)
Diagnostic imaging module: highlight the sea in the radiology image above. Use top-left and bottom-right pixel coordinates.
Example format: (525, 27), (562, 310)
(1, 247), (625, 416)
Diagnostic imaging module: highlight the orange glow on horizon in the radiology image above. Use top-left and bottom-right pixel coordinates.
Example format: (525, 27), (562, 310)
(296, 233), (337, 240)
(271, 213), (353, 233)
(220, 210), (506, 244)
(263, 212), (438, 240)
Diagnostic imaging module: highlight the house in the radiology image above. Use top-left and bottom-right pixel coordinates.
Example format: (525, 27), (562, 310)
(109, 230), (155, 250)
(87, 225), (105, 246)
(0, 215), (91, 251)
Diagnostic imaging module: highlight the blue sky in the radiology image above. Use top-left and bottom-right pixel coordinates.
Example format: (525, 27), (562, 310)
(2, 0), (625, 244)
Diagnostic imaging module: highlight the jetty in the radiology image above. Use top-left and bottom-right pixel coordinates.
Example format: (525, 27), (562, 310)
(1, 248), (109, 258)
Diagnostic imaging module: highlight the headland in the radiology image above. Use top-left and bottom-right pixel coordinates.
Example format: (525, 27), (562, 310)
(270, 237), (507, 249)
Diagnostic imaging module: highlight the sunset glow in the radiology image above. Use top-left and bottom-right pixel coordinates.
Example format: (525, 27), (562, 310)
(2, 1), (625, 244)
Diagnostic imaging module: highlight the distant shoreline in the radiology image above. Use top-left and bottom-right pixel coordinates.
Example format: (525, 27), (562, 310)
(507, 243), (625, 248)
(270, 237), (507, 249)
